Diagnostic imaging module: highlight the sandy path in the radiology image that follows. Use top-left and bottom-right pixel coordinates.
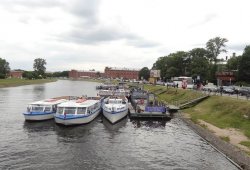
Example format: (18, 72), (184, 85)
(198, 119), (250, 152)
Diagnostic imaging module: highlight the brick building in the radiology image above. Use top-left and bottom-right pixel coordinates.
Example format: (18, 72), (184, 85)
(104, 67), (139, 80)
(216, 71), (235, 86)
(69, 70), (104, 79)
(69, 67), (139, 80)
(9, 70), (23, 78)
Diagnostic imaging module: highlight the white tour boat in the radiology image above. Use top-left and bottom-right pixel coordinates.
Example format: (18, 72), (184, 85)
(54, 97), (102, 126)
(102, 96), (128, 124)
(23, 97), (68, 121)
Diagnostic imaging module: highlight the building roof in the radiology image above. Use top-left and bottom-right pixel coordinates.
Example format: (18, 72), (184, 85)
(105, 67), (140, 71)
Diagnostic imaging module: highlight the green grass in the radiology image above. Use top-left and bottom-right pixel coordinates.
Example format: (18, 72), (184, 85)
(144, 85), (206, 105)
(240, 141), (250, 149)
(0, 78), (57, 88)
(184, 96), (250, 138)
(220, 136), (230, 142)
(144, 84), (250, 139)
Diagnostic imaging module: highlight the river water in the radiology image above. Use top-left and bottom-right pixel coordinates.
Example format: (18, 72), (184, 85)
(0, 80), (238, 170)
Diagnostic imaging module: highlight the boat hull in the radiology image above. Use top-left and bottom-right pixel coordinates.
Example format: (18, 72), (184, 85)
(102, 108), (128, 124)
(23, 112), (54, 121)
(54, 109), (101, 126)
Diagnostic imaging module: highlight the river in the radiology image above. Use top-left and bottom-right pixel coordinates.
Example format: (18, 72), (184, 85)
(0, 80), (238, 169)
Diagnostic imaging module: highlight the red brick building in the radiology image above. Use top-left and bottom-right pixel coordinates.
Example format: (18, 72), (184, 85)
(216, 71), (235, 85)
(69, 70), (105, 79)
(69, 67), (139, 80)
(9, 70), (23, 78)
(104, 67), (139, 80)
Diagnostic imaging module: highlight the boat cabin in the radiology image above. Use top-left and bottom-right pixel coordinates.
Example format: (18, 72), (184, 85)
(27, 98), (68, 113)
(56, 99), (100, 115)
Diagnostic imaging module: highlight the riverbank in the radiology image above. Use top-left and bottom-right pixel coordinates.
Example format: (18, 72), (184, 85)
(183, 96), (250, 151)
(0, 78), (57, 88)
(144, 85), (250, 168)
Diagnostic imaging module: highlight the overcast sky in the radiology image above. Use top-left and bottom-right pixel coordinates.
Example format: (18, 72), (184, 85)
(1, 0), (250, 72)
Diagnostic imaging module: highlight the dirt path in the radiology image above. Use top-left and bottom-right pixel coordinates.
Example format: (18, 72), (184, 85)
(198, 119), (250, 152)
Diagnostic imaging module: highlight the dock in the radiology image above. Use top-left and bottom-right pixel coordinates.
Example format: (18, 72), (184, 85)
(128, 103), (171, 120)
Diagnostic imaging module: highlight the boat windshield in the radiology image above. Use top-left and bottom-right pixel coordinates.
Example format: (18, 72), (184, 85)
(109, 99), (122, 104)
(31, 105), (44, 112)
(64, 107), (76, 114)
(44, 105), (52, 112)
(77, 107), (86, 114)
(57, 107), (64, 114)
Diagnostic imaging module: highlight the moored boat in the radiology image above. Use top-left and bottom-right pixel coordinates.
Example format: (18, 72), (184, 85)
(23, 97), (69, 121)
(54, 96), (102, 126)
(129, 91), (170, 119)
(102, 96), (128, 124)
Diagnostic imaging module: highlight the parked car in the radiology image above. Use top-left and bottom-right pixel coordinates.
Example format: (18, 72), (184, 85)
(222, 86), (235, 94)
(165, 82), (175, 87)
(238, 87), (250, 96)
(202, 85), (218, 92)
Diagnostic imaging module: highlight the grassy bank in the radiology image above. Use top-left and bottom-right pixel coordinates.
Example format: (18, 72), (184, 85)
(184, 96), (250, 138)
(144, 85), (206, 105)
(144, 85), (250, 138)
(0, 78), (57, 88)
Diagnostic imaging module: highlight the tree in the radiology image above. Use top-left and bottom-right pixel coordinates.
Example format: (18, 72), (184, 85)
(152, 51), (188, 80)
(226, 55), (241, 71)
(238, 45), (250, 82)
(188, 48), (210, 81)
(206, 37), (228, 63)
(139, 67), (150, 80)
(33, 58), (46, 78)
(22, 71), (38, 80)
(0, 58), (10, 79)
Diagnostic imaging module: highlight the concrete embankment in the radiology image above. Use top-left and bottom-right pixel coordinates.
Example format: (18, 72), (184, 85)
(180, 114), (250, 170)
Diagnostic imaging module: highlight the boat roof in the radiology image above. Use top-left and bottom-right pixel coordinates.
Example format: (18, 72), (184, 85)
(30, 98), (68, 105)
(57, 99), (99, 107)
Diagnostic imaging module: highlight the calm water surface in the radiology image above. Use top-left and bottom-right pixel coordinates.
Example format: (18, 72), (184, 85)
(0, 80), (238, 170)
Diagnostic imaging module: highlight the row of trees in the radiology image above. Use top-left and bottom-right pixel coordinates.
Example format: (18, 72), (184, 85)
(0, 58), (68, 79)
(0, 58), (10, 79)
(139, 37), (250, 84)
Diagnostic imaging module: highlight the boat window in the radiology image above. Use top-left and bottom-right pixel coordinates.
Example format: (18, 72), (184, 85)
(64, 107), (76, 114)
(57, 107), (64, 114)
(109, 99), (122, 104)
(44, 106), (51, 112)
(31, 105), (44, 112)
(77, 107), (86, 114)
(94, 103), (99, 109)
(27, 106), (31, 112)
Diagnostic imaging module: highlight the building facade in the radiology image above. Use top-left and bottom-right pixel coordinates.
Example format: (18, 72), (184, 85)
(104, 67), (139, 80)
(68, 70), (104, 79)
(216, 71), (235, 86)
(69, 67), (139, 80)
(9, 70), (23, 78)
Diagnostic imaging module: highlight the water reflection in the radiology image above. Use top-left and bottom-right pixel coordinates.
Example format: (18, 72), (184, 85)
(102, 116), (128, 131)
(23, 119), (55, 133)
(131, 119), (168, 129)
(32, 85), (46, 99)
(54, 116), (101, 142)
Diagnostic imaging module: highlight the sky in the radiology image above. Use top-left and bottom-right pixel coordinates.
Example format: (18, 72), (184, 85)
(1, 0), (250, 72)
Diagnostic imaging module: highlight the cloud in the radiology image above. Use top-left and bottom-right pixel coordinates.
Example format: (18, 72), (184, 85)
(67, 0), (100, 20)
(0, 0), (63, 9)
(188, 13), (217, 29)
(228, 43), (248, 52)
(127, 38), (159, 48)
(63, 26), (159, 48)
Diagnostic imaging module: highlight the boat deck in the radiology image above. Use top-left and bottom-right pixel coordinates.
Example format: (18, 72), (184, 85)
(128, 103), (171, 120)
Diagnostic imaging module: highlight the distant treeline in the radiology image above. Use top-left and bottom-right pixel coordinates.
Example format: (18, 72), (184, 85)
(139, 37), (250, 84)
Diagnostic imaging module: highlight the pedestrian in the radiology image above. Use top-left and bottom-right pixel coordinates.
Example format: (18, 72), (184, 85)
(220, 86), (223, 96)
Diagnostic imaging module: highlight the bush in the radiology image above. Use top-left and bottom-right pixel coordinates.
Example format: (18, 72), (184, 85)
(0, 73), (6, 79)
